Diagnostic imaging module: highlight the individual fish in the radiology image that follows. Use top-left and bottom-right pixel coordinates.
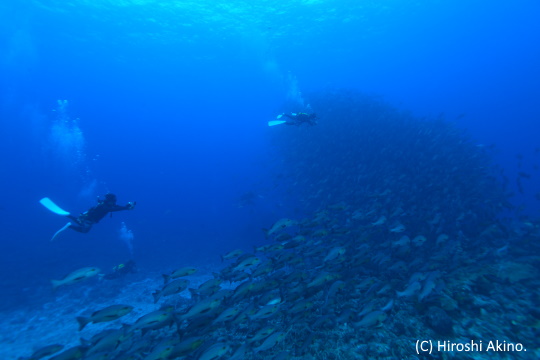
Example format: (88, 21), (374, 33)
(234, 252), (257, 263)
(231, 281), (255, 300)
(264, 218), (297, 236)
(307, 272), (339, 288)
(250, 304), (280, 320)
(411, 235), (427, 246)
(408, 272), (427, 285)
(162, 267), (197, 283)
(84, 327), (129, 356)
(198, 278), (222, 292)
(288, 299), (314, 314)
(253, 332), (286, 353)
(323, 246), (346, 263)
(142, 340), (176, 360)
(48, 346), (85, 360)
(418, 271), (440, 302)
(284, 271), (308, 283)
(392, 235), (410, 247)
(251, 260), (274, 278)
(248, 326), (276, 343)
(328, 201), (349, 211)
(281, 237), (304, 249)
(273, 350), (292, 360)
(436, 234), (449, 246)
(389, 222), (406, 233)
(273, 251), (296, 265)
(189, 278), (222, 298)
(212, 305), (242, 324)
(351, 209), (364, 220)
(152, 278), (189, 303)
(358, 302), (377, 318)
(23, 344), (64, 360)
(381, 298), (394, 312)
(252, 279), (279, 294)
(376, 284), (392, 295)
(371, 215), (387, 226)
(353, 310), (387, 328)
(183, 315), (215, 334)
(131, 307), (174, 333)
(428, 213), (442, 225)
(273, 232), (292, 242)
(311, 314), (336, 329)
(255, 243), (284, 253)
(332, 227), (351, 235)
(51, 267), (100, 290)
(232, 256), (261, 272)
(169, 337), (204, 358)
(220, 249), (244, 262)
(227, 309), (250, 327)
(180, 298), (221, 321)
(226, 270), (251, 283)
(113, 353), (140, 360)
(324, 280), (345, 306)
(236, 191), (262, 208)
(258, 291), (282, 306)
(76, 304), (134, 331)
(311, 229), (330, 237)
(198, 343), (230, 360)
(228, 343), (248, 360)
(82, 352), (112, 360)
(396, 281), (421, 298)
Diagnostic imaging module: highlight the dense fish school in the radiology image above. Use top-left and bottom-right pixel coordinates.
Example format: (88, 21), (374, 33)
(18, 91), (540, 360)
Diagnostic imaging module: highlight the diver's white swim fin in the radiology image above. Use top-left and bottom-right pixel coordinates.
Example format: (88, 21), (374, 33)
(268, 120), (287, 127)
(50, 222), (72, 242)
(40, 197), (71, 216)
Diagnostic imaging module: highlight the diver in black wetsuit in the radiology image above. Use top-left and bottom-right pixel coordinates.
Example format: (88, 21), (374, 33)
(281, 112), (318, 126)
(51, 193), (135, 241)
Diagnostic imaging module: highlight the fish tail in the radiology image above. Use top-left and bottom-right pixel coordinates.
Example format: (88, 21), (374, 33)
(76, 316), (90, 331)
(152, 291), (161, 304)
(79, 337), (91, 346)
(162, 274), (170, 284)
(51, 279), (62, 290)
(188, 288), (199, 302)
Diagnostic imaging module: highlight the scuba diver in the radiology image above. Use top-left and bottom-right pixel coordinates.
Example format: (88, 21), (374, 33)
(282, 112), (318, 126)
(101, 260), (138, 280)
(268, 112), (318, 127)
(40, 193), (136, 241)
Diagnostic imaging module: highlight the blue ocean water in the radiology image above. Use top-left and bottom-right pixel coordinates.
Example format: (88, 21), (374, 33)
(1, 1), (539, 359)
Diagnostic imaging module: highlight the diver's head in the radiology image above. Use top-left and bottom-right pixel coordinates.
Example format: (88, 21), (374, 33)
(104, 193), (117, 204)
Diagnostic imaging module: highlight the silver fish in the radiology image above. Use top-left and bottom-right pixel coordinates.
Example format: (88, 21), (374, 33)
(51, 267), (100, 290)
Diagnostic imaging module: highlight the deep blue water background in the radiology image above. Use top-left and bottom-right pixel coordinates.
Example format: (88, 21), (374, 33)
(0, 0), (539, 309)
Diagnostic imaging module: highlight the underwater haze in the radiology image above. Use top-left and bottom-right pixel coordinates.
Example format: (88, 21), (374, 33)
(1, 1), (539, 359)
